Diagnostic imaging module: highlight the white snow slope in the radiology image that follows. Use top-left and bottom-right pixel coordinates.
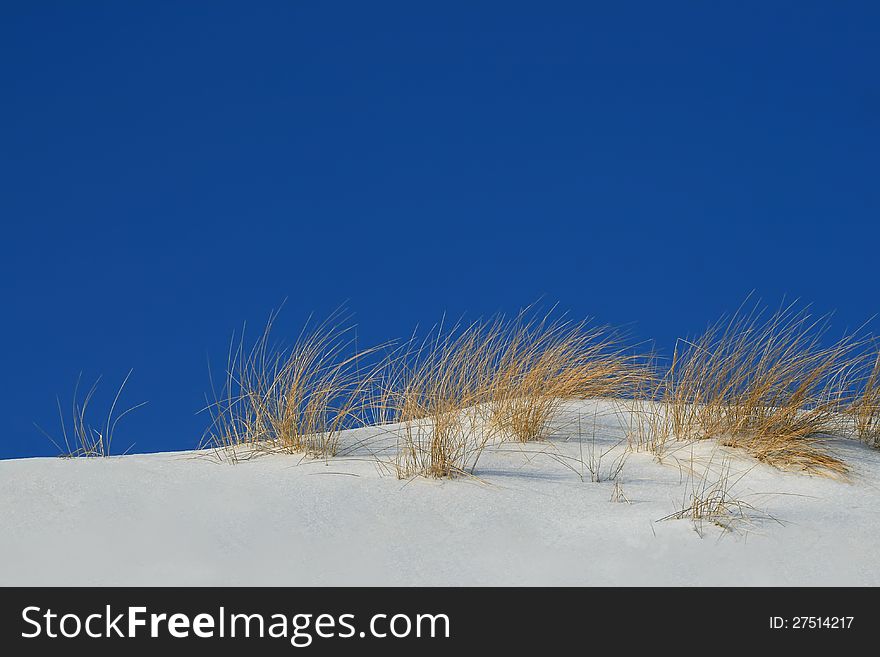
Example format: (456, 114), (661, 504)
(2, 400), (879, 586)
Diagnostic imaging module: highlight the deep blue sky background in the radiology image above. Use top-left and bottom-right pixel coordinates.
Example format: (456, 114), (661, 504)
(2, 2), (878, 459)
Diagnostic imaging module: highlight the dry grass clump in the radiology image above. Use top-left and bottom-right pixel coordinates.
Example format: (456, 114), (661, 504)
(374, 319), (500, 478)
(374, 309), (647, 478)
(659, 452), (768, 537)
(650, 301), (864, 475)
(36, 370), (145, 457)
(202, 308), (382, 461)
(853, 351), (880, 448)
(488, 312), (647, 443)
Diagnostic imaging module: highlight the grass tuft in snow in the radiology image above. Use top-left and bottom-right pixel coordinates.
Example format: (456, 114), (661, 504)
(852, 351), (880, 448)
(372, 307), (647, 478)
(35, 370), (145, 458)
(374, 318), (498, 478)
(487, 309), (648, 443)
(643, 299), (866, 476)
(658, 450), (774, 537)
(201, 306), (384, 462)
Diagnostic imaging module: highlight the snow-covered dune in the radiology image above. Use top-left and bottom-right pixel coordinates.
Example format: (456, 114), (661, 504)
(2, 401), (879, 586)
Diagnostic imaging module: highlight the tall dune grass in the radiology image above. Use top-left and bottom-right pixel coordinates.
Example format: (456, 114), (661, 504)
(202, 308), (383, 461)
(649, 301), (865, 475)
(37, 295), (879, 483)
(374, 309), (647, 478)
(373, 318), (500, 478)
(487, 312), (646, 442)
(853, 351), (880, 448)
(198, 299), (877, 476)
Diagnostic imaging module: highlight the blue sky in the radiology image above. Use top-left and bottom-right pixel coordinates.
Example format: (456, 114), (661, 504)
(1, 2), (878, 458)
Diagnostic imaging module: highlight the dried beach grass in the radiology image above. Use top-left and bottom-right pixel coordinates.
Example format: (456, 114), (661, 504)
(202, 307), (383, 461)
(650, 300), (864, 475)
(853, 351), (880, 448)
(374, 318), (499, 478)
(658, 451), (768, 537)
(35, 370), (145, 458)
(375, 308), (648, 478)
(488, 311), (647, 443)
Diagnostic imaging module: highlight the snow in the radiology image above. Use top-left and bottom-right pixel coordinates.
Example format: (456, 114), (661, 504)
(2, 400), (879, 586)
